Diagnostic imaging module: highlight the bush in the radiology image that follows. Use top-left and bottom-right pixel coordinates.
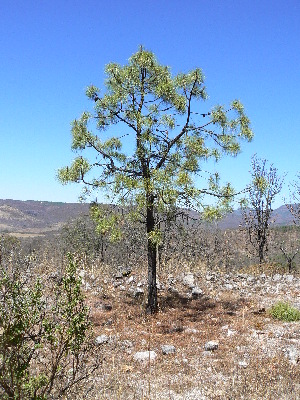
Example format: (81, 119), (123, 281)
(0, 234), (21, 267)
(269, 301), (300, 322)
(0, 253), (100, 399)
(60, 216), (106, 263)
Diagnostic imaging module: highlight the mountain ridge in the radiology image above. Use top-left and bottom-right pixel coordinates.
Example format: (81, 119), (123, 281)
(0, 199), (296, 237)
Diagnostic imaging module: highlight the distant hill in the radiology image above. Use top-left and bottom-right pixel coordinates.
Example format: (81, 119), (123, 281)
(0, 199), (90, 237)
(0, 199), (296, 237)
(217, 205), (295, 229)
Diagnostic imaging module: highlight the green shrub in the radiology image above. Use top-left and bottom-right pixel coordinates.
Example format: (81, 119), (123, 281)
(269, 301), (300, 322)
(0, 253), (100, 400)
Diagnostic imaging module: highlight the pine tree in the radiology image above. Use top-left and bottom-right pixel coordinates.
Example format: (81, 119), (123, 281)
(58, 47), (253, 313)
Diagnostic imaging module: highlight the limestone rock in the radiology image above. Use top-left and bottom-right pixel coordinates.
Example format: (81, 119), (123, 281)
(95, 334), (110, 345)
(284, 274), (294, 283)
(224, 283), (233, 290)
(192, 287), (203, 298)
(78, 270), (86, 279)
(238, 360), (248, 368)
(284, 345), (300, 365)
(204, 341), (219, 351)
(273, 274), (282, 282)
(161, 345), (176, 355)
(126, 276), (135, 284)
(182, 273), (195, 289)
(133, 351), (157, 362)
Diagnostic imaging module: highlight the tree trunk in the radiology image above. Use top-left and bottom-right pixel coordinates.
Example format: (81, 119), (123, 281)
(258, 241), (264, 264)
(288, 259), (292, 273)
(258, 228), (265, 264)
(146, 196), (158, 314)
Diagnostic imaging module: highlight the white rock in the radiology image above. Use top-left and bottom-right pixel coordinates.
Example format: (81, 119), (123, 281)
(161, 345), (176, 355)
(204, 341), (219, 351)
(156, 280), (163, 290)
(133, 351), (157, 362)
(120, 339), (134, 353)
(224, 283), (233, 290)
(284, 346), (300, 365)
(185, 327), (199, 334)
(284, 274), (294, 283)
(273, 274), (282, 282)
(192, 287), (203, 298)
(79, 270), (86, 278)
(126, 276), (134, 284)
(95, 334), (109, 345)
(238, 360), (248, 368)
(227, 329), (236, 337)
(182, 273), (195, 289)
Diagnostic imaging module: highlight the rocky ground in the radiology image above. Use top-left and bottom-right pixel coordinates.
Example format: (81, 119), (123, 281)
(65, 263), (300, 399)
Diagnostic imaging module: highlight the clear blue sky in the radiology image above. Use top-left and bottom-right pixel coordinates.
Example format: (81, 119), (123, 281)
(1, 0), (299, 208)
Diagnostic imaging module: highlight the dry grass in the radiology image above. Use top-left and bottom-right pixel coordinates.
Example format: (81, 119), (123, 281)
(5, 247), (298, 399)
(64, 260), (300, 400)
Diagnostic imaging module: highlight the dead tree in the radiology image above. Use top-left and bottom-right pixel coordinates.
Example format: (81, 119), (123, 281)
(241, 156), (283, 264)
